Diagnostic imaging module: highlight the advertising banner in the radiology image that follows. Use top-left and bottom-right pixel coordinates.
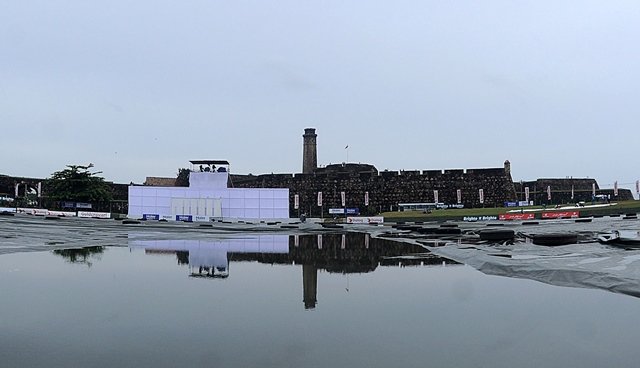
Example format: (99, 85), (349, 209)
(499, 213), (535, 221)
(37, 182), (42, 198)
(592, 183), (596, 197)
(571, 185), (574, 200)
(456, 189), (462, 204)
(317, 192), (322, 207)
(18, 208), (48, 216)
(463, 215), (498, 222)
(614, 181), (618, 196)
(547, 186), (551, 201)
(364, 191), (369, 206)
(329, 208), (344, 214)
(479, 189), (484, 204)
(176, 215), (193, 222)
(78, 211), (110, 219)
(294, 194), (299, 210)
(143, 214), (160, 220)
(433, 190), (439, 204)
(341, 192), (346, 207)
(76, 203), (92, 209)
(525, 186), (530, 202)
(542, 211), (579, 219)
(346, 216), (384, 224)
(636, 180), (639, 193)
(345, 208), (360, 215)
(0, 207), (17, 213)
(47, 210), (76, 217)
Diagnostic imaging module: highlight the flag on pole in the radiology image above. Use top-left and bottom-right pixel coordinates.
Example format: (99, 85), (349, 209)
(345, 145), (348, 149)
(614, 181), (618, 196)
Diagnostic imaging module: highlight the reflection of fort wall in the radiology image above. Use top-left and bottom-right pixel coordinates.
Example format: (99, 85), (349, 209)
(229, 233), (458, 274)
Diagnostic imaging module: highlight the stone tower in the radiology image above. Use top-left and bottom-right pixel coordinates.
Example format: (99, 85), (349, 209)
(302, 128), (318, 174)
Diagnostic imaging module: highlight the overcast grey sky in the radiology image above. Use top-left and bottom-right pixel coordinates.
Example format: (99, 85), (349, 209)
(1, 0), (638, 190)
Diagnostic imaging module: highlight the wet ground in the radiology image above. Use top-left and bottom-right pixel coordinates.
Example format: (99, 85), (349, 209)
(1, 214), (640, 367)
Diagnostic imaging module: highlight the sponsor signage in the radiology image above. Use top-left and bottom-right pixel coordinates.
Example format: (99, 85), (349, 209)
(614, 181), (618, 196)
(505, 202), (518, 207)
(636, 180), (639, 193)
(341, 191), (346, 206)
(499, 213), (535, 221)
(37, 182), (42, 198)
(47, 210), (76, 217)
(294, 194), (299, 209)
(517, 201), (530, 207)
(62, 202), (75, 208)
(194, 215), (210, 222)
(317, 192), (322, 207)
(143, 214), (160, 220)
(346, 216), (384, 224)
(161, 215), (173, 221)
(317, 234), (323, 249)
(547, 186), (551, 201)
(78, 211), (110, 219)
(176, 215), (193, 222)
(525, 186), (530, 202)
(571, 185), (574, 200)
(592, 183), (596, 197)
(463, 216), (498, 222)
(346, 208), (360, 215)
(76, 202), (92, 209)
(0, 207), (17, 213)
(329, 208), (360, 215)
(364, 191), (369, 206)
(542, 211), (579, 219)
(479, 189), (484, 204)
(18, 208), (48, 216)
(456, 189), (462, 204)
(433, 190), (439, 204)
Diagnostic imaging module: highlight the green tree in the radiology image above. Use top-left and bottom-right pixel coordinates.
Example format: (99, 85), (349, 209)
(175, 168), (190, 187)
(47, 164), (113, 204)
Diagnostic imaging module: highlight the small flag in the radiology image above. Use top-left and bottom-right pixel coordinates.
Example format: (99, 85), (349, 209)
(345, 145), (349, 149)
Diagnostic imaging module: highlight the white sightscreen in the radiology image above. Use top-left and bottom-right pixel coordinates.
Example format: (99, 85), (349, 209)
(128, 185), (289, 220)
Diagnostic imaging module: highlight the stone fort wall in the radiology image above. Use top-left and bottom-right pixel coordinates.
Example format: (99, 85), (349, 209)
(231, 165), (518, 217)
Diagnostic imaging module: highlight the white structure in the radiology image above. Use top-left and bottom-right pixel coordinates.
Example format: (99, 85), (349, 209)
(128, 161), (289, 221)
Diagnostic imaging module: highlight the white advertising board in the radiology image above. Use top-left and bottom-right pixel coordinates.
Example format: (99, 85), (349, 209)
(346, 216), (384, 224)
(78, 211), (111, 219)
(47, 210), (76, 217)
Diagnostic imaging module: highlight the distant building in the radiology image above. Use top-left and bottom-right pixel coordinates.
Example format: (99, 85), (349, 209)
(128, 160), (289, 221)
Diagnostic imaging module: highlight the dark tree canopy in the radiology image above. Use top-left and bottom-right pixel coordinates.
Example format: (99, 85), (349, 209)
(175, 168), (190, 187)
(47, 164), (113, 203)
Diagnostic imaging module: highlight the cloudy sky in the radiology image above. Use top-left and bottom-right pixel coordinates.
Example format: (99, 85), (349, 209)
(1, 1), (638, 191)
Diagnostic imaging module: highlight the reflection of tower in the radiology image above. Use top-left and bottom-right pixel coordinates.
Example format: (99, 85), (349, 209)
(302, 128), (318, 174)
(302, 264), (318, 309)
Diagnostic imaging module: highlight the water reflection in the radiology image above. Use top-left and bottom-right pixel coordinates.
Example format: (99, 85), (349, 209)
(128, 233), (458, 309)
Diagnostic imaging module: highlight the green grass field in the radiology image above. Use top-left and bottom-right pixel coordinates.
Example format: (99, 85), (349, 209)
(380, 200), (640, 222)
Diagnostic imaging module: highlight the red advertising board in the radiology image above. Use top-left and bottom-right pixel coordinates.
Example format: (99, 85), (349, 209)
(542, 211), (579, 219)
(499, 213), (535, 221)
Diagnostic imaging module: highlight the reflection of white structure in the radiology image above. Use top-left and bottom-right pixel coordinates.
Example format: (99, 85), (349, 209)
(129, 235), (289, 278)
(128, 160), (289, 221)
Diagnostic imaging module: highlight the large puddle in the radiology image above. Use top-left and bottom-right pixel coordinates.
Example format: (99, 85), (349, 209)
(2, 215), (640, 367)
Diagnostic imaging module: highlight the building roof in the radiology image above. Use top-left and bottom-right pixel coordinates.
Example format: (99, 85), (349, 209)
(189, 160), (230, 165)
